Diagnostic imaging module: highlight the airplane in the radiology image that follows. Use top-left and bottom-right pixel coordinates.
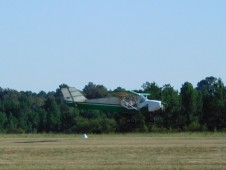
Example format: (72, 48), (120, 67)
(61, 87), (164, 113)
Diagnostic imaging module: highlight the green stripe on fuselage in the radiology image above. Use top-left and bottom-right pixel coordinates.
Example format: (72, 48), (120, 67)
(66, 102), (149, 113)
(77, 102), (137, 112)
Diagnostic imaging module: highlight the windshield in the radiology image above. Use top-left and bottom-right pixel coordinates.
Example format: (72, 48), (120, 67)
(140, 96), (146, 103)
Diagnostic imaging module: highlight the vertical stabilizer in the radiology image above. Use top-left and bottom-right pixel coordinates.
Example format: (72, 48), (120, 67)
(61, 87), (87, 103)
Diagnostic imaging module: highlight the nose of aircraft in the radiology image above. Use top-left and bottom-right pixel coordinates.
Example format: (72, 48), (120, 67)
(147, 100), (165, 112)
(153, 101), (164, 111)
(159, 101), (165, 111)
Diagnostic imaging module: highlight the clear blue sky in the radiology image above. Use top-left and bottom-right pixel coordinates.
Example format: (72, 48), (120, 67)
(1, 0), (225, 92)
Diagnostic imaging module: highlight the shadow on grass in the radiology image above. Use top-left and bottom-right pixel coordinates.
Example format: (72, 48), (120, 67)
(14, 140), (58, 143)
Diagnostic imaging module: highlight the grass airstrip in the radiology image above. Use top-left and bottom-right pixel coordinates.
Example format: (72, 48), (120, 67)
(0, 133), (226, 170)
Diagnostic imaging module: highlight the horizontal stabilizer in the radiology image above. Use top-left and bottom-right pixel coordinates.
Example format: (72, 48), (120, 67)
(61, 87), (87, 103)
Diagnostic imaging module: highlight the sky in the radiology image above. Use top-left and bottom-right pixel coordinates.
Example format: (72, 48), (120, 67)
(0, 0), (226, 92)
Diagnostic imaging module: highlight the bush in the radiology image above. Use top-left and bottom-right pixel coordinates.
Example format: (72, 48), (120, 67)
(149, 124), (168, 133)
(186, 121), (201, 132)
(184, 120), (208, 132)
(7, 128), (25, 134)
(69, 117), (117, 134)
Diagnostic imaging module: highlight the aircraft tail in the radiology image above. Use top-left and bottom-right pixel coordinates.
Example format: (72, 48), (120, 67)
(61, 87), (87, 103)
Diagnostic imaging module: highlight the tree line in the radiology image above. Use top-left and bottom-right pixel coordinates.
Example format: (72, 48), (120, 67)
(0, 76), (225, 133)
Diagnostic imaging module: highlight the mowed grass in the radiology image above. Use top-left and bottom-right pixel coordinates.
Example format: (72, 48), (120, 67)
(0, 133), (226, 170)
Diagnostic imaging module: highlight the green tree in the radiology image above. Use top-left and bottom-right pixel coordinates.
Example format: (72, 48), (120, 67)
(142, 82), (161, 100)
(113, 87), (126, 92)
(115, 112), (146, 132)
(83, 82), (108, 99)
(0, 112), (7, 132)
(37, 108), (47, 132)
(2, 89), (20, 117)
(71, 117), (117, 133)
(161, 84), (181, 129)
(180, 82), (201, 129)
(45, 96), (61, 132)
(60, 107), (79, 132)
(197, 76), (226, 130)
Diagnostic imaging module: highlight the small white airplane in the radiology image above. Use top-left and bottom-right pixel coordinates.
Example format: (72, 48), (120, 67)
(61, 87), (164, 112)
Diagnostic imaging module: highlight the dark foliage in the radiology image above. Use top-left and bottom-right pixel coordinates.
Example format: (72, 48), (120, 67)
(0, 77), (226, 133)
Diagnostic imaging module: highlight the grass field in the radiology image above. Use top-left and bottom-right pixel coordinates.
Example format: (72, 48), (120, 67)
(0, 133), (226, 170)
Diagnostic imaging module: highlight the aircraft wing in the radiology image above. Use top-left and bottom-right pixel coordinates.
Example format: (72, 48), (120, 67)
(112, 91), (141, 110)
(129, 91), (150, 97)
(112, 91), (132, 98)
(113, 91), (150, 98)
